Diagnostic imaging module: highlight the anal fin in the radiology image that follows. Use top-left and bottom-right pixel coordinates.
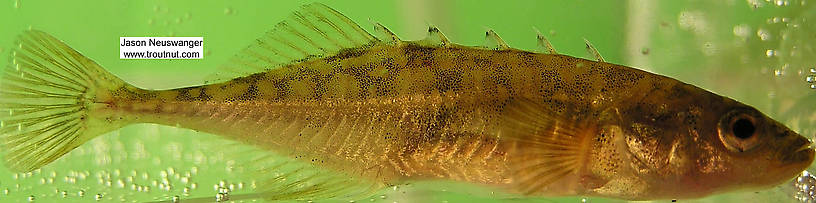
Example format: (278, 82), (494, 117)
(217, 141), (386, 201)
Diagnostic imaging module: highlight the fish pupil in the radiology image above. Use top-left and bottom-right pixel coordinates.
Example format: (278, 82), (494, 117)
(733, 118), (755, 139)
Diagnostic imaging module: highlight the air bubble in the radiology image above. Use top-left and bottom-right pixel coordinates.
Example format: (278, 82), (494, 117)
(28, 195), (34, 202)
(733, 24), (751, 38)
(215, 193), (228, 202)
(757, 29), (771, 41)
(95, 193), (103, 201)
(218, 187), (230, 194)
(794, 170), (816, 201)
(172, 195), (180, 203)
(766, 49), (776, 57)
(78, 190), (85, 197)
(215, 187), (231, 202)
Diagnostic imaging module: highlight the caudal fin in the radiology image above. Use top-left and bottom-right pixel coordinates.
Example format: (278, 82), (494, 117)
(0, 30), (132, 172)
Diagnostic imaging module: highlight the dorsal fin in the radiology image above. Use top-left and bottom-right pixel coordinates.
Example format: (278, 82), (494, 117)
(533, 27), (557, 54)
(370, 20), (402, 44)
(205, 3), (379, 83)
(417, 26), (450, 47)
(483, 29), (510, 50)
(583, 38), (605, 62)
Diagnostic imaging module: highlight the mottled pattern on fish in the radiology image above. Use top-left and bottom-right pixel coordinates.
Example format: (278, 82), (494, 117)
(1, 3), (813, 201)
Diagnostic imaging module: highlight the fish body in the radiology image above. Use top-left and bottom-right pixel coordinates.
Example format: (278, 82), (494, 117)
(1, 3), (812, 201)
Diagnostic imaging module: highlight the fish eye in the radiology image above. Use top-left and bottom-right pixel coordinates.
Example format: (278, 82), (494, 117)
(731, 118), (755, 139)
(718, 110), (761, 152)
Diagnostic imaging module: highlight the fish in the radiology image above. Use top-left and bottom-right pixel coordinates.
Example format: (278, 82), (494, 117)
(0, 2), (813, 201)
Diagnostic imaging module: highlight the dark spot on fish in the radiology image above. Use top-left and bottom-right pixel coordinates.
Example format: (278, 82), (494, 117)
(175, 88), (193, 101)
(311, 73), (329, 99)
(433, 69), (463, 92)
(197, 88), (212, 101)
(273, 79), (292, 100)
(403, 44), (436, 59)
(112, 86), (157, 101)
(327, 47), (370, 61)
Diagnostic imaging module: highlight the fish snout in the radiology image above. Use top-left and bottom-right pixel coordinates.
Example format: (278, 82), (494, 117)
(782, 134), (815, 165)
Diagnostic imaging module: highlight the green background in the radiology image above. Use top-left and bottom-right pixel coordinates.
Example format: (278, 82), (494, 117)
(0, 0), (814, 202)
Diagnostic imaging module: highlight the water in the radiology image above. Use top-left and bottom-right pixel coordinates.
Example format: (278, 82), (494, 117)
(0, 0), (815, 202)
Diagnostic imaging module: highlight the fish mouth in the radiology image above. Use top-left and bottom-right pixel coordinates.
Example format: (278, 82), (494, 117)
(781, 137), (815, 167)
(797, 143), (813, 153)
(791, 140), (815, 165)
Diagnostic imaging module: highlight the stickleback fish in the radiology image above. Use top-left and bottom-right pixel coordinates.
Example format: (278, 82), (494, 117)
(0, 3), (813, 201)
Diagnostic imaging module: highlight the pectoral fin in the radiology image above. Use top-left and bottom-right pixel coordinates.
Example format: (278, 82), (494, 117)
(499, 98), (594, 194)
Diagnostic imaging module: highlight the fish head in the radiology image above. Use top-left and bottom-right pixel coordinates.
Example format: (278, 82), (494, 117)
(700, 104), (814, 191)
(609, 83), (814, 199)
